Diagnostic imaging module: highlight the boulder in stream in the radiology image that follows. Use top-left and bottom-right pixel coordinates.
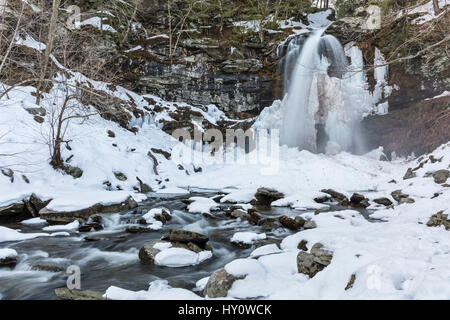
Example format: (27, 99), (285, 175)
(39, 196), (138, 223)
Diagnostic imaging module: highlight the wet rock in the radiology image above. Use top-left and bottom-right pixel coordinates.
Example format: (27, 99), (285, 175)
(350, 193), (365, 204)
(279, 215), (304, 231)
(258, 218), (280, 231)
(78, 222), (103, 233)
(107, 130), (115, 138)
(403, 168), (416, 180)
(203, 268), (242, 298)
(166, 229), (209, 245)
(230, 241), (252, 249)
(114, 172), (127, 181)
(39, 196), (138, 223)
(373, 197), (393, 206)
(426, 211), (449, 230)
(126, 225), (153, 233)
(0, 202), (25, 222)
(297, 243), (333, 278)
(230, 209), (249, 219)
(0, 256), (17, 268)
(54, 288), (105, 300)
(304, 220), (317, 230)
(255, 188), (284, 206)
(432, 170), (450, 184)
(391, 190), (409, 202)
(247, 210), (262, 225)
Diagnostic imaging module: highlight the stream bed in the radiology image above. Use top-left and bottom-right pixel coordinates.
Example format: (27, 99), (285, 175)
(0, 190), (378, 300)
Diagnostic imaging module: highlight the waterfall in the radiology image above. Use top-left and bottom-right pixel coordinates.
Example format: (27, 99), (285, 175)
(276, 27), (390, 154)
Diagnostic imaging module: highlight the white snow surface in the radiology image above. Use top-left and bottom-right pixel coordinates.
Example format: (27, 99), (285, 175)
(187, 197), (219, 214)
(0, 226), (69, 243)
(154, 248), (213, 268)
(105, 280), (201, 300)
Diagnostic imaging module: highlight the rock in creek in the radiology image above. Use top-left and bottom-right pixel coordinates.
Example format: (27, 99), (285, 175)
(39, 196), (138, 223)
(203, 268), (243, 298)
(350, 193), (370, 208)
(163, 229), (209, 245)
(0, 256), (17, 268)
(297, 243), (333, 278)
(320, 189), (349, 205)
(255, 188), (284, 206)
(373, 197), (393, 206)
(54, 288), (105, 300)
(278, 215), (305, 231)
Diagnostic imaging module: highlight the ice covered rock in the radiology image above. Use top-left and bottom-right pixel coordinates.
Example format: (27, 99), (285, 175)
(139, 240), (212, 267)
(203, 268), (242, 298)
(163, 229), (209, 245)
(350, 193), (370, 208)
(0, 248), (18, 268)
(373, 197), (393, 206)
(54, 288), (105, 300)
(278, 215), (305, 230)
(255, 188), (284, 206)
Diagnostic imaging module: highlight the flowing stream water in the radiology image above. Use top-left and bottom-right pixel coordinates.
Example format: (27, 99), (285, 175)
(0, 190), (378, 300)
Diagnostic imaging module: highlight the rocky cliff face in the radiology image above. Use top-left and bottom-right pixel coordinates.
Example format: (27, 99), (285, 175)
(121, 33), (281, 116)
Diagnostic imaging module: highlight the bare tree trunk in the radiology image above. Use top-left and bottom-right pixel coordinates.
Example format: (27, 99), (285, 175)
(36, 0), (61, 105)
(0, 1), (24, 75)
(432, 0), (440, 15)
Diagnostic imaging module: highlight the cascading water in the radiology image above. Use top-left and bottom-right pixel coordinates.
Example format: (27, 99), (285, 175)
(273, 26), (391, 154)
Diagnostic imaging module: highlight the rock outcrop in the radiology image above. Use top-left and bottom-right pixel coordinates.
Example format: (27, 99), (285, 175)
(203, 268), (243, 298)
